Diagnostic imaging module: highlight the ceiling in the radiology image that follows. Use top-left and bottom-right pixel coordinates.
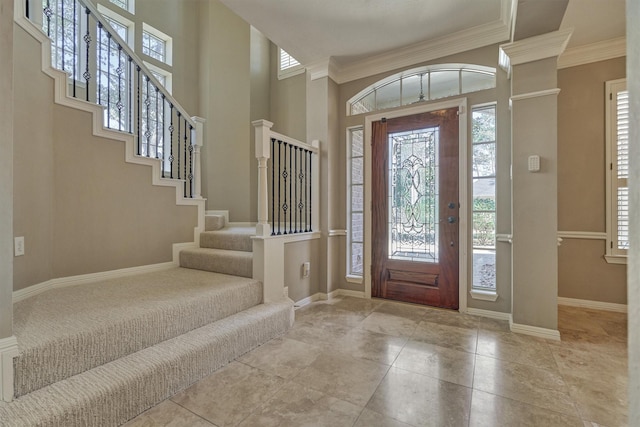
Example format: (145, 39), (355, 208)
(219, 0), (626, 82)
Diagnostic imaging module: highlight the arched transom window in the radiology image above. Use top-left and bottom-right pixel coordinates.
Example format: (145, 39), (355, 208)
(348, 64), (496, 116)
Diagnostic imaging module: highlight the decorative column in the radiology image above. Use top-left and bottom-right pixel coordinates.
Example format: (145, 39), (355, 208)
(252, 119), (273, 237)
(500, 29), (572, 339)
(191, 116), (205, 199)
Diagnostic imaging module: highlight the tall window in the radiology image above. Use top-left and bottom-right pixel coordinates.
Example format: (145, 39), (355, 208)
(97, 12), (133, 131)
(606, 79), (629, 263)
(347, 127), (364, 280)
(43, 0), (83, 78)
(471, 105), (497, 290)
(142, 23), (172, 65)
(109, 0), (134, 13)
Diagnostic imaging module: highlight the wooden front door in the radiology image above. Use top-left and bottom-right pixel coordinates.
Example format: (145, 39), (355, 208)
(372, 108), (459, 309)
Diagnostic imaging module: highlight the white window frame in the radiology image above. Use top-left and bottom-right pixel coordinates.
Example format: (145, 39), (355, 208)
(469, 102), (498, 301)
(142, 22), (172, 66)
(278, 48), (304, 80)
(143, 61), (172, 94)
(97, 5), (134, 48)
(605, 78), (628, 264)
(108, 0), (135, 14)
(346, 126), (364, 284)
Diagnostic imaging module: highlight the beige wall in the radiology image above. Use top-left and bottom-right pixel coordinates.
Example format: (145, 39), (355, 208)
(13, 17), (198, 291)
(198, 0), (252, 221)
(557, 58), (627, 303)
(270, 44), (306, 142)
(284, 240), (320, 303)
(1, 0), (15, 338)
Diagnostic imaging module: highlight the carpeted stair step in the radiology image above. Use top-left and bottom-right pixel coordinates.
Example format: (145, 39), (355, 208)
(12, 268), (263, 398)
(199, 226), (254, 252)
(204, 214), (226, 231)
(0, 299), (294, 426)
(180, 247), (253, 278)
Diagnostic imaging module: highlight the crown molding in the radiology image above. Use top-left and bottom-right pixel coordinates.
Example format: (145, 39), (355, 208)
(500, 28), (573, 72)
(558, 37), (626, 69)
(307, 58), (339, 82)
(333, 20), (511, 84)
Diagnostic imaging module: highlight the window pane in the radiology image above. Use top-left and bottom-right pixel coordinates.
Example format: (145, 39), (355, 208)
(473, 212), (495, 248)
(351, 129), (363, 157)
(472, 143), (496, 177)
(351, 157), (363, 185)
(429, 70), (460, 100)
(462, 70), (495, 93)
(473, 249), (496, 289)
(401, 74), (423, 105)
(473, 178), (496, 210)
(472, 106), (496, 143)
(351, 91), (375, 115)
(352, 184), (363, 212)
(350, 243), (364, 275)
(376, 80), (401, 110)
(351, 213), (363, 242)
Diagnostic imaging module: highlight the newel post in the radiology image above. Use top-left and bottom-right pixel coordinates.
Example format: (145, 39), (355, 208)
(252, 119), (273, 237)
(191, 116), (205, 199)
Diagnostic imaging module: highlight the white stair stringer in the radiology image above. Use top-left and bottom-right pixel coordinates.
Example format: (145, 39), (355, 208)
(12, 0), (205, 249)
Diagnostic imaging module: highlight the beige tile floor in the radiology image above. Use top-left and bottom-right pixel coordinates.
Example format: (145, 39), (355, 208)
(124, 298), (628, 427)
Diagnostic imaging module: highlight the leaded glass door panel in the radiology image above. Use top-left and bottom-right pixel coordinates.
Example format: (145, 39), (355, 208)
(372, 108), (459, 309)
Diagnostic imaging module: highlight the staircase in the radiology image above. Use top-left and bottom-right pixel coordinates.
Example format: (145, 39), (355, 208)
(180, 215), (255, 278)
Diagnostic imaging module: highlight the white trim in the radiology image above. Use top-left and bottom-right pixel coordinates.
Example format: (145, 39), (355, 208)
(345, 275), (364, 285)
(227, 221), (257, 227)
(0, 336), (19, 402)
(604, 255), (628, 265)
(142, 22), (172, 66)
(558, 37), (626, 69)
(143, 61), (172, 94)
(12, 262), (176, 303)
(328, 229), (347, 237)
(499, 28), (573, 70)
(510, 88), (561, 102)
(496, 233), (512, 243)
(363, 98), (468, 313)
(466, 307), (511, 321)
(294, 293), (324, 308)
(306, 58), (338, 82)
(206, 210), (229, 225)
(558, 297), (627, 313)
(334, 0), (513, 84)
(96, 4), (135, 49)
(252, 231), (322, 244)
(557, 231), (607, 240)
(294, 289), (367, 308)
(510, 320), (561, 341)
(470, 289), (499, 302)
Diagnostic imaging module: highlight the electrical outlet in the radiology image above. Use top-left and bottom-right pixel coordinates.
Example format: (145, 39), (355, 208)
(14, 236), (25, 256)
(302, 261), (310, 278)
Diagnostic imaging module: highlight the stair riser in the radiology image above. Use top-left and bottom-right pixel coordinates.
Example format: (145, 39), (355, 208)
(180, 251), (253, 278)
(199, 233), (253, 252)
(2, 302), (294, 426)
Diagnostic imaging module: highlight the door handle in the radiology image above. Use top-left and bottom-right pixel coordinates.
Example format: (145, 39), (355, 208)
(447, 216), (457, 224)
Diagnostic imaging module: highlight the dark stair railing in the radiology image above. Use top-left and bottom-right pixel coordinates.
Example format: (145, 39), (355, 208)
(27, 0), (201, 198)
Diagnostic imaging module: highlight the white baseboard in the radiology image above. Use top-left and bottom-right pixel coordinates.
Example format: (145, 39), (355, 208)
(294, 289), (366, 308)
(558, 297), (627, 313)
(0, 336), (19, 402)
(466, 307), (511, 321)
(510, 319), (561, 341)
(13, 262), (177, 303)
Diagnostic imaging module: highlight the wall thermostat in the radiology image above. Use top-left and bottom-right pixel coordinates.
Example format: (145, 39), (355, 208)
(528, 155), (540, 172)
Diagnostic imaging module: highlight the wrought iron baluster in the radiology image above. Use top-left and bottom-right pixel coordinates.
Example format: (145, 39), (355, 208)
(277, 139), (282, 235)
(155, 86), (160, 158)
(136, 65), (141, 155)
(72, 0), (76, 98)
(289, 143), (293, 234)
(294, 146), (298, 233)
(298, 148), (304, 233)
(169, 104), (174, 178)
(26, 0), (30, 19)
(271, 138), (275, 236)
(106, 32), (112, 126)
(176, 112), (181, 179)
(61, 0), (65, 71)
(308, 150), (312, 232)
(145, 76), (151, 156)
(161, 95), (166, 178)
(44, 0), (52, 37)
(97, 23), (102, 105)
(117, 46), (123, 130)
(83, 7), (90, 102)
(128, 57), (133, 132)
(283, 142), (288, 235)
(183, 117), (188, 197)
(188, 125), (194, 198)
